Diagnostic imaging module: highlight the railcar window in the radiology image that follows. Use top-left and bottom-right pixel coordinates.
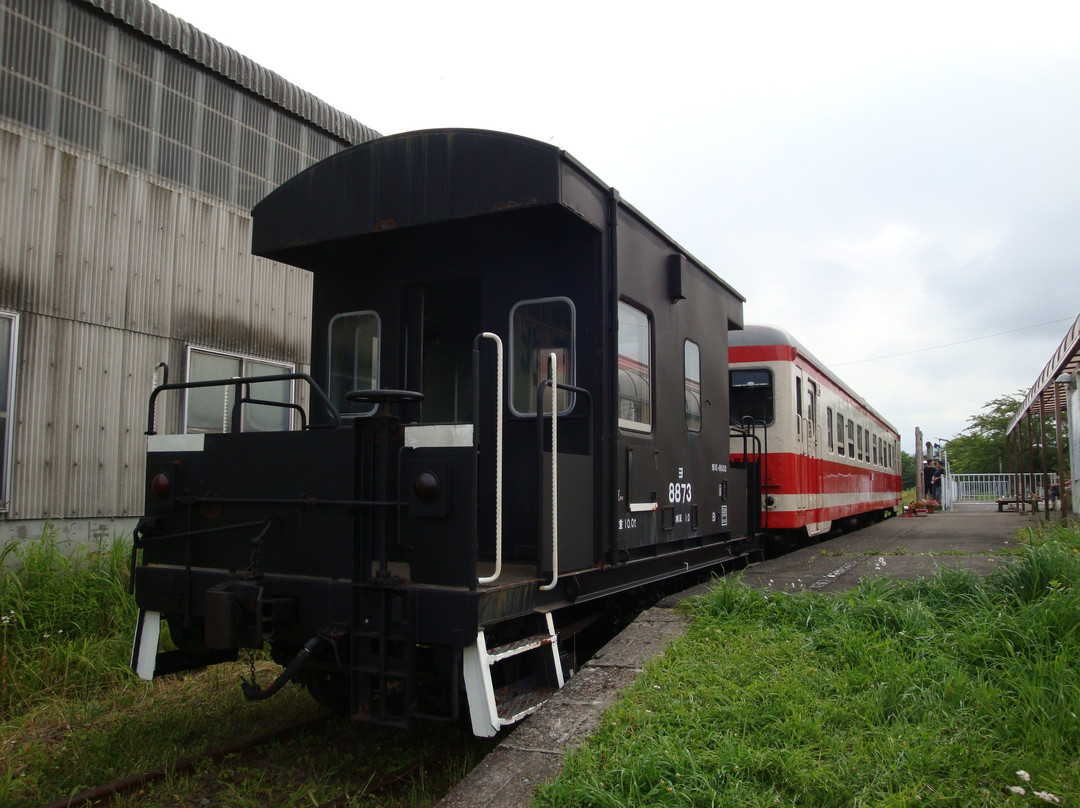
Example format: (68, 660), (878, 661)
(328, 311), (380, 416)
(856, 425), (863, 460)
(684, 340), (701, 432)
(795, 377), (802, 436)
(618, 302), (652, 432)
(873, 435), (878, 465)
(836, 412), (845, 455)
(185, 348), (293, 433)
(729, 369), (774, 426)
(827, 406), (834, 451)
(847, 420), (855, 457)
(510, 298), (574, 415)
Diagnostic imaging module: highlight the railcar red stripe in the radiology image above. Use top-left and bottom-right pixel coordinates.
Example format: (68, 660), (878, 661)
(729, 345), (796, 363)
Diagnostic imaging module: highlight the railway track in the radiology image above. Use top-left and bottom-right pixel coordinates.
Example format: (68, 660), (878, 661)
(36, 711), (489, 808)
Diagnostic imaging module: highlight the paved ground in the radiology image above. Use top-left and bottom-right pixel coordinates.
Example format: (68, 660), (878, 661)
(435, 504), (1040, 808)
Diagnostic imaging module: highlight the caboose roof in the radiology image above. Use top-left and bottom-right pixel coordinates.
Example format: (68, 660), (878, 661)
(252, 129), (599, 266)
(251, 129), (744, 306)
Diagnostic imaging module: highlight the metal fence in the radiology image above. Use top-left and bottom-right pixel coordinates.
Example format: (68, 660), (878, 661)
(948, 473), (1060, 504)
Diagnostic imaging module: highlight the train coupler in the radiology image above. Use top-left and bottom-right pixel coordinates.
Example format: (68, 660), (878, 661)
(204, 580), (296, 650)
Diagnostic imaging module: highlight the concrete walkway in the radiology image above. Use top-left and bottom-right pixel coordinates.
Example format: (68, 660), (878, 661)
(436, 504), (1036, 808)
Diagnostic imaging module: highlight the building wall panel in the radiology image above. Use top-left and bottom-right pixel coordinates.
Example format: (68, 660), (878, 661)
(2, 126), (314, 526)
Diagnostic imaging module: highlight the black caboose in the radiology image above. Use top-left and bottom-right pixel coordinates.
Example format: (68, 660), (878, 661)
(130, 129), (753, 736)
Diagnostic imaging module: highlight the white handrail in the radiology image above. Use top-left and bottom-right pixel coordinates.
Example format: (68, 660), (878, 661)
(540, 352), (559, 592)
(477, 333), (504, 585)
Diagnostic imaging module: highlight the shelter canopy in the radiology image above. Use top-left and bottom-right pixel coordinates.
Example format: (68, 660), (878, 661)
(1006, 312), (1080, 435)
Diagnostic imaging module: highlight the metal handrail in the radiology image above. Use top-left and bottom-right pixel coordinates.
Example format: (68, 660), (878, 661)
(475, 333), (504, 585)
(145, 372), (342, 435)
(535, 368), (593, 593)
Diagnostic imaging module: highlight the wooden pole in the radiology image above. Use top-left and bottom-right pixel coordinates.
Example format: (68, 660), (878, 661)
(1055, 393), (1067, 520)
(915, 427), (925, 503)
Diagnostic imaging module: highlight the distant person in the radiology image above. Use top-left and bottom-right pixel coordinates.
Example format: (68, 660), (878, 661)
(923, 462), (935, 500)
(1049, 483), (1060, 511)
(930, 461), (944, 503)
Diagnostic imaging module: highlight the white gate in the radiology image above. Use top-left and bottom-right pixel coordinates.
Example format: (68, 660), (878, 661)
(949, 473), (1059, 504)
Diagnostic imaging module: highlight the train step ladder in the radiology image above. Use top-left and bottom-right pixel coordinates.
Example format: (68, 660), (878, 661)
(462, 611), (565, 737)
(351, 587), (416, 730)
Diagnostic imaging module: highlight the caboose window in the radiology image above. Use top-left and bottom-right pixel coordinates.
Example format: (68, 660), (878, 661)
(328, 312), (380, 416)
(510, 298), (574, 415)
(684, 340), (701, 432)
(185, 348), (293, 433)
(729, 369), (774, 426)
(618, 302), (652, 432)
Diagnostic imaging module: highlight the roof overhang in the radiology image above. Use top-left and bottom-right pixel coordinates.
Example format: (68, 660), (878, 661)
(1006, 312), (1080, 434)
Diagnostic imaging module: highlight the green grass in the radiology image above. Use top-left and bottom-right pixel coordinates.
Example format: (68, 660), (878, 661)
(0, 527), (491, 807)
(536, 522), (1080, 807)
(0, 527), (137, 717)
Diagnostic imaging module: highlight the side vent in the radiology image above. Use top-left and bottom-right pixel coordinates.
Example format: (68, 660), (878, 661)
(668, 253), (688, 303)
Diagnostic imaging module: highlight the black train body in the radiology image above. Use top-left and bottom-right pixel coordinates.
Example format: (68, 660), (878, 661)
(130, 129), (755, 736)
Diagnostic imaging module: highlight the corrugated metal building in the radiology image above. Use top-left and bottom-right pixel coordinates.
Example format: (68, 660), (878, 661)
(0, 0), (379, 543)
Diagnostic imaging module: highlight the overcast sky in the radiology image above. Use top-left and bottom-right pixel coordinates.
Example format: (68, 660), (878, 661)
(157, 0), (1080, 453)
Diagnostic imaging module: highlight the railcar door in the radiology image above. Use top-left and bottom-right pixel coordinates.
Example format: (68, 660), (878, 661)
(795, 375), (808, 516)
(807, 380), (823, 528)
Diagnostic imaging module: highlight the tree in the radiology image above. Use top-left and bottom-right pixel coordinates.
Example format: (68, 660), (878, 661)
(944, 391), (1067, 475)
(945, 392), (1022, 474)
(900, 450), (917, 489)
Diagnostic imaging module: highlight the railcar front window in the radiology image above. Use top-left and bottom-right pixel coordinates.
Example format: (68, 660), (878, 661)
(329, 312), (380, 416)
(730, 369), (774, 426)
(618, 302), (652, 432)
(510, 299), (574, 415)
(684, 340), (701, 432)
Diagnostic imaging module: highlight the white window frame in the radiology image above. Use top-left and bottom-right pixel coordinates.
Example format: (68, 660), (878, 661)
(0, 311), (19, 512)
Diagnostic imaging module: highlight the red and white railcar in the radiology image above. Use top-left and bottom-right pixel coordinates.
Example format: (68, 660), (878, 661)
(729, 325), (901, 540)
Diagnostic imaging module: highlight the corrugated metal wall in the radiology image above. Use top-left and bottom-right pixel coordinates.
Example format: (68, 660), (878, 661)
(0, 121), (313, 522)
(0, 0), (379, 537)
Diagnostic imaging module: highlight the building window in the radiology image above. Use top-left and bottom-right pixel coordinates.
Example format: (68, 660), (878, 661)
(730, 368), (774, 426)
(510, 298), (575, 415)
(328, 311), (380, 416)
(185, 348), (293, 433)
(684, 340), (701, 432)
(0, 313), (18, 511)
(617, 301), (651, 432)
